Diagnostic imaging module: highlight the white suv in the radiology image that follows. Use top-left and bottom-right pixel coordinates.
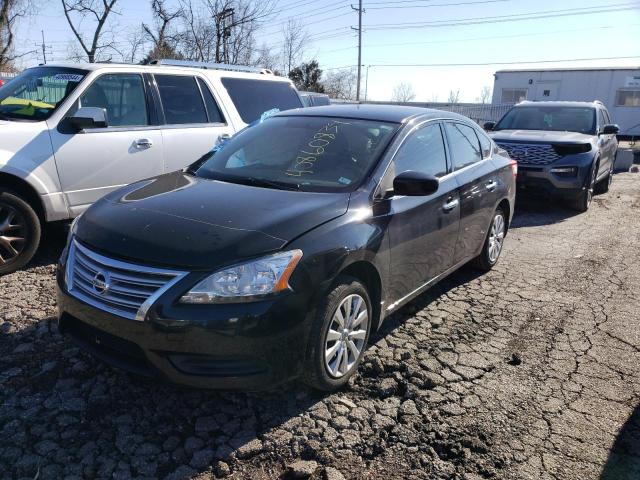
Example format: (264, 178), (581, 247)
(0, 60), (302, 273)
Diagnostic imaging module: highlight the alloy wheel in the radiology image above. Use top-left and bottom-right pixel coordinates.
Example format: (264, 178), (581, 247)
(324, 293), (369, 378)
(488, 212), (505, 263)
(0, 203), (26, 266)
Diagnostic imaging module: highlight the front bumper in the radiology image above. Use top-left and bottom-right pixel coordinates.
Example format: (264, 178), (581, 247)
(516, 160), (592, 200)
(56, 265), (313, 390)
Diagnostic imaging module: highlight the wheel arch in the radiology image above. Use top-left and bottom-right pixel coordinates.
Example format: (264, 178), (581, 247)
(339, 260), (383, 332)
(0, 172), (45, 220)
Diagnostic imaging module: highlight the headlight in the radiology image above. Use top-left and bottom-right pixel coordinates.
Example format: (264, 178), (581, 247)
(180, 250), (303, 304)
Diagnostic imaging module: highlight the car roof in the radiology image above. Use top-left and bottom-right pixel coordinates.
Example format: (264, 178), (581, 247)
(35, 62), (292, 82)
(514, 100), (600, 108)
(276, 104), (471, 124)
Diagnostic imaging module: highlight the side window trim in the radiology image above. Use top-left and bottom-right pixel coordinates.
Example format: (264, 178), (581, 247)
(195, 76), (227, 125)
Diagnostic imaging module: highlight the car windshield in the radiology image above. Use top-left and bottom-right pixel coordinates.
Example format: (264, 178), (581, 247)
(193, 116), (398, 192)
(494, 106), (596, 134)
(0, 66), (87, 121)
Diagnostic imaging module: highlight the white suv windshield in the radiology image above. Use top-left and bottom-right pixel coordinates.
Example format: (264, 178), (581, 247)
(194, 116), (398, 192)
(0, 66), (87, 121)
(495, 106), (596, 134)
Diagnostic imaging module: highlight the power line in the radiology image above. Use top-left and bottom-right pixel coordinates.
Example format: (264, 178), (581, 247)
(365, 55), (640, 68)
(319, 22), (639, 54)
(365, 3), (640, 30)
(366, 0), (510, 9)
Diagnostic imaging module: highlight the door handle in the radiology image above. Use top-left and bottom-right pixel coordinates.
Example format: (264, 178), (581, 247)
(217, 133), (231, 143)
(485, 180), (497, 191)
(443, 197), (459, 212)
(135, 138), (153, 149)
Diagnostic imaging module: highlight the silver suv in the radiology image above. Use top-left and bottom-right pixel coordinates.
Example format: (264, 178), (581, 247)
(485, 101), (618, 212)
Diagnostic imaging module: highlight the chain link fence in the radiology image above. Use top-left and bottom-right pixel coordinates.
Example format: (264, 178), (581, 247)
(363, 101), (514, 126)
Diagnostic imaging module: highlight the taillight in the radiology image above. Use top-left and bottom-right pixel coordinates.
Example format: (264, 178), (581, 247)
(510, 159), (518, 178)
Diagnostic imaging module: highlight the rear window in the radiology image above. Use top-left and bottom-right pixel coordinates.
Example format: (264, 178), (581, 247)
(220, 77), (302, 124)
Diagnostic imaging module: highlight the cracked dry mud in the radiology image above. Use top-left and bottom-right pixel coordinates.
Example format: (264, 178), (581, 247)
(1, 173), (639, 480)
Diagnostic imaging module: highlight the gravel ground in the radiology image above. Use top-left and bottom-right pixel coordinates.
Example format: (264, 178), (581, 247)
(1, 172), (639, 480)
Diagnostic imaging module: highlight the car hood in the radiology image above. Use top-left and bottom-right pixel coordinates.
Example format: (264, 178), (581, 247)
(489, 129), (594, 144)
(75, 171), (350, 270)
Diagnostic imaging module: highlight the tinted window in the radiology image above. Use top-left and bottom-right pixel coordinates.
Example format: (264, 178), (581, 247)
(0, 67), (87, 121)
(80, 74), (148, 127)
(195, 116), (397, 192)
(197, 78), (224, 123)
(394, 123), (447, 178)
(156, 75), (207, 124)
(495, 106), (596, 134)
(220, 77), (302, 123)
(445, 123), (482, 171)
(603, 109), (611, 124)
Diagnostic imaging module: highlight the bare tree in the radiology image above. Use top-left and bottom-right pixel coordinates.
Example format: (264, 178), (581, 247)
(447, 89), (460, 104)
(479, 85), (492, 104)
(252, 42), (280, 73)
(323, 68), (357, 100)
(142, 0), (181, 61)
(177, 0), (272, 64)
(392, 82), (416, 103)
(61, 0), (120, 63)
(281, 18), (307, 75)
(0, 0), (32, 69)
(125, 25), (146, 64)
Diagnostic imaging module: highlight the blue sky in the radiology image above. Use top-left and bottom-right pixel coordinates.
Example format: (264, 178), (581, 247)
(12, 0), (640, 102)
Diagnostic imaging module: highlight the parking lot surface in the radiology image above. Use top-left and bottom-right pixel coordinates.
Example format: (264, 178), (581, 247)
(1, 173), (639, 480)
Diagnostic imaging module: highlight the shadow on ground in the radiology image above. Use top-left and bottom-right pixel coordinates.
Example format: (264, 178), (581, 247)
(600, 403), (640, 480)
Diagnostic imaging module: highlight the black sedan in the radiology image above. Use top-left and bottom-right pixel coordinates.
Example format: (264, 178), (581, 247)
(56, 105), (516, 391)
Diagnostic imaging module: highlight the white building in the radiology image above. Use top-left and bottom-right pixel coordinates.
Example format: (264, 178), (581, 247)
(491, 67), (640, 137)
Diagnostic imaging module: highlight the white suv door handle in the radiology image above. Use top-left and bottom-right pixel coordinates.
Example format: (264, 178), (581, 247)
(486, 180), (497, 191)
(443, 197), (459, 212)
(135, 138), (153, 149)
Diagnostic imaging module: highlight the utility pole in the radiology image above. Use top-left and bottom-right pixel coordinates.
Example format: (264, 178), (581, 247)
(351, 0), (363, 101)
(37, 30), (52, 64)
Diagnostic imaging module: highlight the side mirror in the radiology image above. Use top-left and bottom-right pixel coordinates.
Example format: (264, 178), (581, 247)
(68, 107), (108, 131)
(484, 121), (496, 131)
(601, 124), (619, 135)
(393, 171), (439, 196)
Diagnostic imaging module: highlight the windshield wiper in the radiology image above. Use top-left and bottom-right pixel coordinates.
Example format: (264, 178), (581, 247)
(243, 177), (302, 191)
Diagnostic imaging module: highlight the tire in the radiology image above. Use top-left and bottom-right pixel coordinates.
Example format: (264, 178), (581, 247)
(594, 163), (613, 194)
(0, 191), (41, 275)
(472, 206), (507, 272)
(570, 162), (597, 213)
(302, 275), (372, 391)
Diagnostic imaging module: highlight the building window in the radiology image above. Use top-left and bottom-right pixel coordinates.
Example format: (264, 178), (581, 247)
(616, 89), (640, 107)
(501, 88), (527, 103)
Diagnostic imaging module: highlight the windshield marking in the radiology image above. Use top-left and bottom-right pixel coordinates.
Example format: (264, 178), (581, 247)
(286, 120), (351, 178)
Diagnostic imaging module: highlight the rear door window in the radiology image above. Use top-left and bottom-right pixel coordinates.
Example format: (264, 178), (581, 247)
(155, 75), (208, 125)
(220, 77), (302, 124)
(444, 122), (483, 171)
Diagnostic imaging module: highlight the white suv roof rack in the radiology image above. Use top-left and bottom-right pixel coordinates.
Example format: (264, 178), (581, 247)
(150, 59), (273, 75)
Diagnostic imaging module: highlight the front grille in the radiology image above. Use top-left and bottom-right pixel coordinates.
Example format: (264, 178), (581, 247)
(67, 240), (187, 321)
(496, 142), (561, 165)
